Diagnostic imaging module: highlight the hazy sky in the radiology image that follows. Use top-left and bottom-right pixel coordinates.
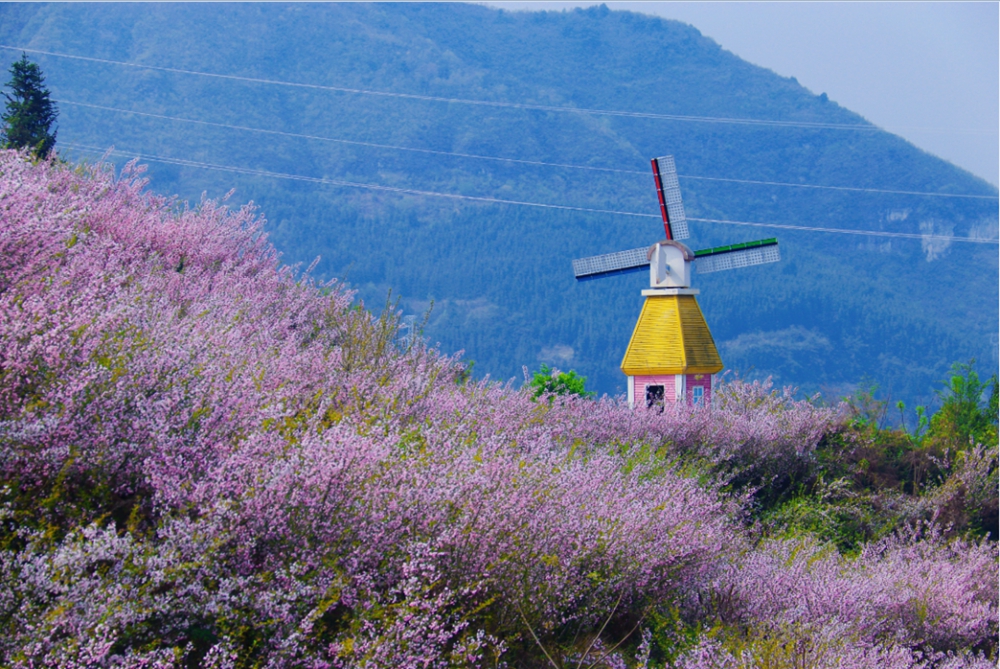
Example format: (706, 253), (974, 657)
(481, 2), (999, 187)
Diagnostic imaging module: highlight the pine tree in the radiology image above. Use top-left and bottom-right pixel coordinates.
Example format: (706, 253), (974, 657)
(2, 53), (58, 159)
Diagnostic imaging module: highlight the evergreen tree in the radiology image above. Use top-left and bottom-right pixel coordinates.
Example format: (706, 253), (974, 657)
(2, 54), (58, 159)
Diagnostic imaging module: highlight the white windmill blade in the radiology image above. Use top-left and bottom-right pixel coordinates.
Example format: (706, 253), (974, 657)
(694, 238), (780, 274)
(653, 155), (690, 241)
(573, 246), (649, 280)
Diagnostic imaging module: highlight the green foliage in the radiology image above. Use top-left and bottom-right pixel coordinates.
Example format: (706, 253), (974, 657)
(759, 364), (1000, 553)
(336, 294), (406, 376)
(528, 364), (595, 402)
(928, 361), (999, 449)
(897, 399), (929, 443)
(762, 479), (907, 555)
(1, 53), (57, 159)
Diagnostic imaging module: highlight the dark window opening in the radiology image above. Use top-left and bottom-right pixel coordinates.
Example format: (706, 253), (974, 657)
(645, 384), (665, 411)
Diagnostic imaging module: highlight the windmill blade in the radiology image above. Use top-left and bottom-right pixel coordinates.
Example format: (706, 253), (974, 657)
(694, 238), (780, 274)
(573, 246), (649, 280)
(651, 155), (690, 241)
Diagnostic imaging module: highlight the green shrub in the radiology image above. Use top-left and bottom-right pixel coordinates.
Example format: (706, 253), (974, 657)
(528, 364), (596, 402)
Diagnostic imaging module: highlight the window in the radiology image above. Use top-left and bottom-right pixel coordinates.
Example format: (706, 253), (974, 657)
(645, 384), (665, 411)
(692, 385), (704, 406)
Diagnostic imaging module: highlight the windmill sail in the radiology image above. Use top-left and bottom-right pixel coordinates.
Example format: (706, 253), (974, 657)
(651, 155), (690, 241)
(573, 157), (781, 283)
(694, 238), (780, 274)
(572, 246), (649, 280)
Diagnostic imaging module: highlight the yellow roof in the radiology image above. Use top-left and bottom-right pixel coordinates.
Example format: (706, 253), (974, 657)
(621, 294), (723, 376)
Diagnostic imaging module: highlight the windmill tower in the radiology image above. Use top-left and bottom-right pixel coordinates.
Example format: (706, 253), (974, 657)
(572, 155), (781, 408)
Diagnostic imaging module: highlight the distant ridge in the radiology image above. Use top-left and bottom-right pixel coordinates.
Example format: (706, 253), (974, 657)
(1, 2), (995, 408)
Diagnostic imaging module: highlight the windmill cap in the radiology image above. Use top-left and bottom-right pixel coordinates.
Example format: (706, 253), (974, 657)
(647, 240), (695, 261)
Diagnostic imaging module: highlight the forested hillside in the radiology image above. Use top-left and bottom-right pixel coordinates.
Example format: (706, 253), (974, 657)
(0, 2), (996, 408)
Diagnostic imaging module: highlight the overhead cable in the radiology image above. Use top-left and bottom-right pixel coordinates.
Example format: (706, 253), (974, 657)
(59, 99), (998, 200)
(62, 143), (998, 245)
(679, 174), (997, 200)
(63, 143), (654, 218)
(59, 100), (643, 175)
(4, 44), (878, 130)
(685, 217), (996, 242)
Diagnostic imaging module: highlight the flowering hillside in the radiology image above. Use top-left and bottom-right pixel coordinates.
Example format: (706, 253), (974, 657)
(0, 151), (995, 667)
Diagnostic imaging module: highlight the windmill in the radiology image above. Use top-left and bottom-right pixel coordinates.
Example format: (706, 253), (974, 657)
(572, 155), (781, 408)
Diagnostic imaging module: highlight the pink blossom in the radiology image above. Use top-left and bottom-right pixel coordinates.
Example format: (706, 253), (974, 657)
(0, 151), (993, 666)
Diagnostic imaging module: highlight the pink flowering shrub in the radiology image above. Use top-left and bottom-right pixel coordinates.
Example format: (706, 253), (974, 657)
(680, 528), (998, 668)
(673, 634), (996, 669)
(536, 375), (843, 497)
(0, 151), (994, 667)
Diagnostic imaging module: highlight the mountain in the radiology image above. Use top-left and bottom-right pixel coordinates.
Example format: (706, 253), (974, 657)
(1, 2), (996, 409)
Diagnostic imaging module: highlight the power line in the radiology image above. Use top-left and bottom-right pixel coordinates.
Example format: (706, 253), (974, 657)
(679, 174), (997, 201)
(58, 100), (642, 176)
(62, 143), (998, 245)
(4, 44), (879, 131)
(63, 143), (656, 219)
(59, 99), (999, 201)
(686, 217), (996, 243)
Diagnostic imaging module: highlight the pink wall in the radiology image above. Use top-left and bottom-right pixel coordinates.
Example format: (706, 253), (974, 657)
(633, 374), (677, 404)
(630, 374), (715, 407)
(685, 373), (712, 405)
